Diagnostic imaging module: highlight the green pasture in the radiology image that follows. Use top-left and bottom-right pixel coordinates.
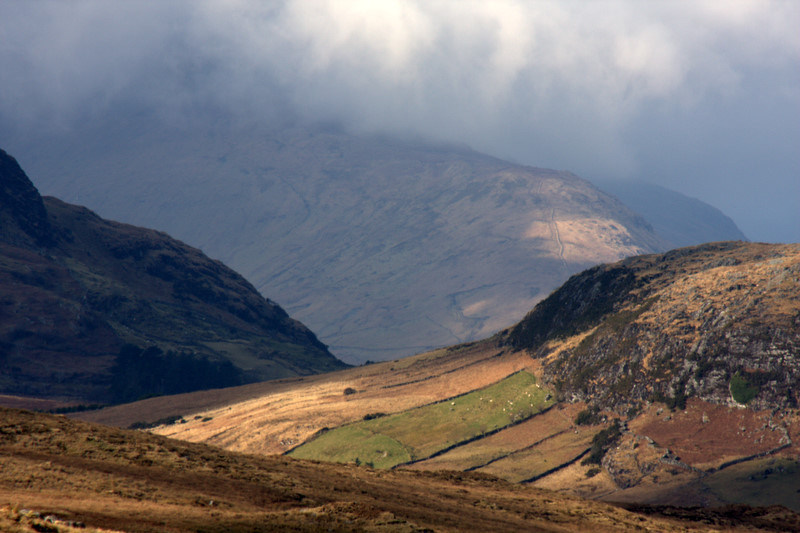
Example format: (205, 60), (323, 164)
(289, 371), (554, 468)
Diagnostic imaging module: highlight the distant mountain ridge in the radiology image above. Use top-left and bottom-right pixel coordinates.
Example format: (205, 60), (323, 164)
(13, 120), (676, 363)
(0, 148), (346, 405)
(592, 179), (748, 248)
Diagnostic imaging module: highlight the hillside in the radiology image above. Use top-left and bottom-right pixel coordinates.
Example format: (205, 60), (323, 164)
(79, 241), (800, 511)
(3, 407), (798, 532)
(507, 241), (800, 412)
(0, 148), (345, 406)
(592, 179), (748, 248)
(13, 120), (671, 363)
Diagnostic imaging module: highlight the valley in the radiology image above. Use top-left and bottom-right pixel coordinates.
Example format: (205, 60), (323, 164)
(1, 4), (795, 531)
(74, 241), (800, 517)
(1, 145), (797, 531)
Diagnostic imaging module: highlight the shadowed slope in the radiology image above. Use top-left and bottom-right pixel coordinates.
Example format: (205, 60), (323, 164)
(0, 148), (346, 405)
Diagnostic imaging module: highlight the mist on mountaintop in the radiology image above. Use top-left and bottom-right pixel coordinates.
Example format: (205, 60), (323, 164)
(0, 1), (797, 242)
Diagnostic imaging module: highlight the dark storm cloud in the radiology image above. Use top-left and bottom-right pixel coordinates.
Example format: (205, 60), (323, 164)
(1, 0), (798, 242)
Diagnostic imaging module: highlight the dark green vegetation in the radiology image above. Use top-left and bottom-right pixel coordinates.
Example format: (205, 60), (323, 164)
(581, 421), (622, 466)
(729, 372), (762, 405)
(289, 371), (554, 468)
(109, 344), (242, 404)
(0, 148), (346, 405)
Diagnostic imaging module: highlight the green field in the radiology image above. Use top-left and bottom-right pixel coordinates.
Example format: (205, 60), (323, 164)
(289, 371), (554, 468)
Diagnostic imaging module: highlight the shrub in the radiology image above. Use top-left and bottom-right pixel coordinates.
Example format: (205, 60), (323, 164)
(129, 414), (184, 430)
(730, 372), (758, 405)
(585, 467), (602, 478)
(574, 407), (601, 426)
(581, 420), (622, 466)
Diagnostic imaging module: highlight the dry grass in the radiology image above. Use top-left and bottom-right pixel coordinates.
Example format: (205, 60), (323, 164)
(480, 427), (598, 483)
(6, 407), (788, 532)
(77, 339), (538, 455)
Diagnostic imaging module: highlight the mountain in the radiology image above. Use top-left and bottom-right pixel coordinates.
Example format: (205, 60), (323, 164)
(0, 148), (346, 406)
(592, 179), (748, 248)
(10, 119), (669, 363)
(5, 407), (795, 532)
(78, 241), (800, 512)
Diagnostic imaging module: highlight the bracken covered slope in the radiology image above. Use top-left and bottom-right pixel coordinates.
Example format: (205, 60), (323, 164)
(2, 407), (798, 532)
(0, 148), (346, 405)
(507, 241), (800, 412)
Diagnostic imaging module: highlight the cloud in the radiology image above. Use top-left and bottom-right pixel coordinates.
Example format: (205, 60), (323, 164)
(1, 0), (798, 241)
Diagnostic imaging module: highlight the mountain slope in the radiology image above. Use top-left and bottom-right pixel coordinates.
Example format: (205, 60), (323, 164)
(6, 407), (794, 533)
(0, 148), (346, 405)
(14, 121), (669, 363)
(507, 241), (800, 412)
(593, 179), (748, 248)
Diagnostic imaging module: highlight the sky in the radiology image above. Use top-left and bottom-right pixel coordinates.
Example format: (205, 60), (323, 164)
(1, 0), (798, 243)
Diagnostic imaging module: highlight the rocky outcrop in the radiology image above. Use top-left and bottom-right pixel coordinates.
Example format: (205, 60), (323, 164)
(507, 242), (800, 412)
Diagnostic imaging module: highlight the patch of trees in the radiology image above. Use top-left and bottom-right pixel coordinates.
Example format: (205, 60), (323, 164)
(108, 344), (242, 404)
(574, 406), (603, 426)
(582, 420), (622, 466)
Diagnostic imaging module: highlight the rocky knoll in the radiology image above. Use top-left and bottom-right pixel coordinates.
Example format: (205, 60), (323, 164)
(0, 148), (345, 405)
(508, 241), (800, 412)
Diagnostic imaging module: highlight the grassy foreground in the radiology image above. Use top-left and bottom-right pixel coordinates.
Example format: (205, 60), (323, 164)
(3, 407), (798, 532)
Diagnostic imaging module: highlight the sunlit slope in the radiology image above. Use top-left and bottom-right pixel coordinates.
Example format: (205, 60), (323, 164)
(289, 371), (554, 468)
(503, 241), (800, 509)
(78, 339), (537, 455)
(507, 241), (800, 412)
